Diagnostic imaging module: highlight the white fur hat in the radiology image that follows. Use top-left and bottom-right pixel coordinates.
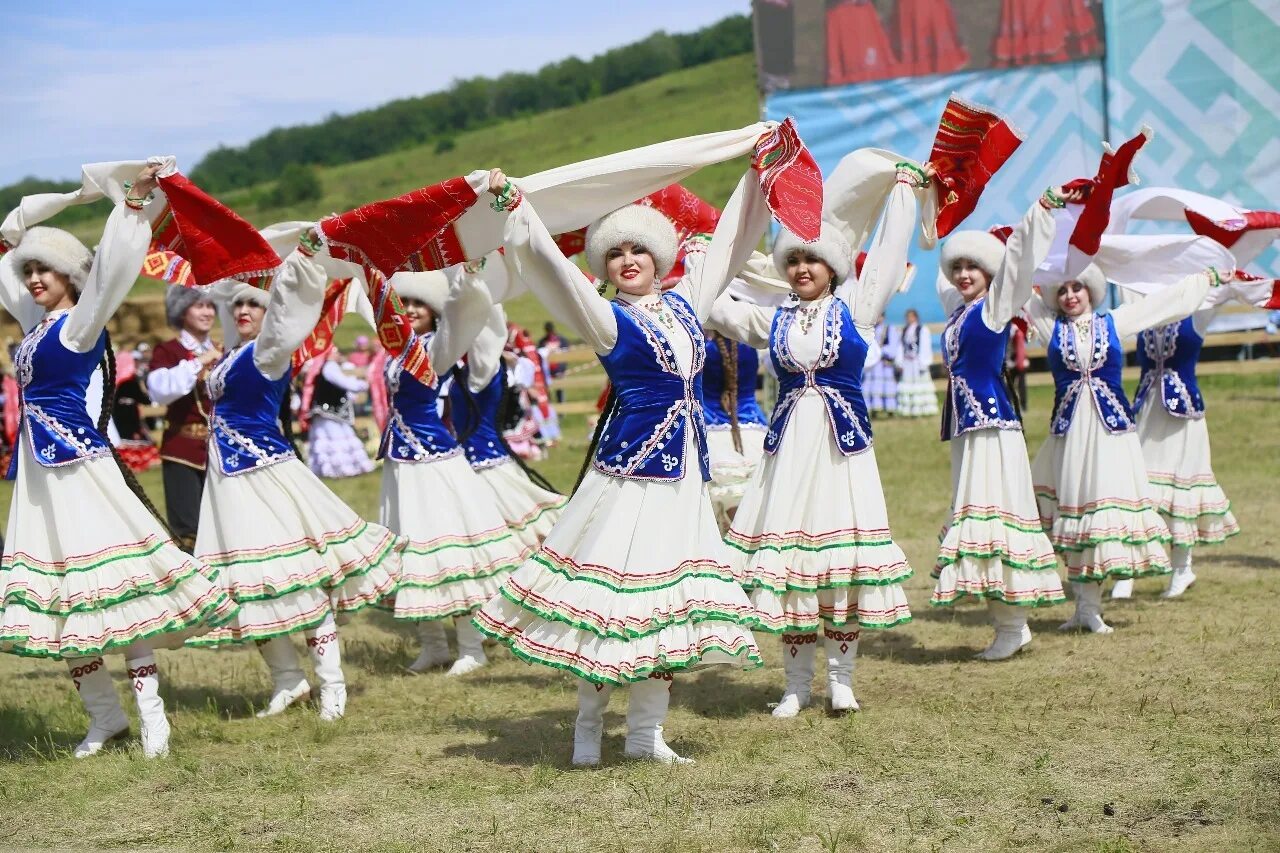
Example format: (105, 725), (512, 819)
(939, 230), (1006, 280)
(10, 226), (93, 292)
(585, 204), (678, 281)
(391, 270), (450, 314)
(771, 221), (853, 285)
(1041, 264), (1108, 313)
(165, 286), (215, 329)
(223, 281), (270, 309)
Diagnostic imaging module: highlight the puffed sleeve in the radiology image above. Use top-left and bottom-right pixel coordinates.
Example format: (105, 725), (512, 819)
(253, 249), (329, 380)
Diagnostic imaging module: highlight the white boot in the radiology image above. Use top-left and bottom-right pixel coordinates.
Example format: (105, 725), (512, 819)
(305, 614), (346, 721)
(771, 633), (816, 718)
(1162, 546), (1196, 598)
(571, 680), (615, 767)
(406, 620), (453, 673)
(1110, 578), (1134, 599)
(623, 675), (692, 764)
(254, 636), (310, 717)
(1059, 582), (1085, 631)
(1070, 582), (1114, 634)
(127, 654), (170, 758)
(67, 657), (129, 758)
(977, 602), (1032, 661)
(446, 617), (488, 677)
(823, 627), (860, 713)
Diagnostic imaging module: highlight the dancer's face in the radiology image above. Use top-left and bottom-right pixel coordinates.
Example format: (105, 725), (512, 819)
(785, 250), (834, 301)
(23, 261), (76, 311)
(949, 259), (989, 303)
(182, 300), (217, 337)
(401, 297), (437, 335)
(1057, 280), (1092, 318)
(232, 298), (266, 341)
(606, 242), (657, 297)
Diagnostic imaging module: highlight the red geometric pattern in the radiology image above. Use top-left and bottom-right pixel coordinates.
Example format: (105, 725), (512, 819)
(69, 657), (106, 689)
(781, 632), (817, 657)
(929, 96), (1025, 238)
(140, 248), (195, 287)
(306, 631), (338, 657)
(291, 278), (352, 373)
(753, 117), (823, 242)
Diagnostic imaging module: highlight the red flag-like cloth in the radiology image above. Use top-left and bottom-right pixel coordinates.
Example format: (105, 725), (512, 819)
(753, 118), (823, 241)
(554, 229), (587, 258)
(140, 248), (195, 287)
(150, 172), (282, 287)
(509, 324), (551, 419)
(292, 278), (353, 372)
(1185, 209), (1280, 249)
(1067, 128), (1151, 256)
(929, 96), (1024, 238)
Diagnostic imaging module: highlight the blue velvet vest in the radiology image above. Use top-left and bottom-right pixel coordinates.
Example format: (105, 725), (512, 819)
(939, 298), (1021, 441)
(9, 311), (112, 474)
(1047, 313), (1135, 436)
(595, 292), (710, 482)
(206, 342), (295, 476)
(447, 368), (509, 469)
(765, 296), (873, 456)
(1134, 316), (1204, 419)
(702, 337), (768, 430)
(378, 333), (462, 464)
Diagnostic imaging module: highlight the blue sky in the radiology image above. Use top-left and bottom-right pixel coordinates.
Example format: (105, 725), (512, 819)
(0, 1), (749, 184)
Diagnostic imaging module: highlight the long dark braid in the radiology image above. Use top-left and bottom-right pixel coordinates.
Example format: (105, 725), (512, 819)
(99, 331), (177, 539)
(574, 385), (617, 496)
(453, 364), (560, 494)
(711, 331), (743, 454)
(279, 384), (301, 457)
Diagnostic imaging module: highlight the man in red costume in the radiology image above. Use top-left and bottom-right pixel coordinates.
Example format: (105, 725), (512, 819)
(145, 288), (222, 551)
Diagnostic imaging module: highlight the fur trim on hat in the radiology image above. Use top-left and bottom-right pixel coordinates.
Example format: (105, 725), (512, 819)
(939, 230), (1006, 280)
(1041, 264), (1108, 313)
(771, 222), (853, 285)
(585, 205), (678, 281)
(390, 270), (450, 314)
(224, 282), (270, 309)
(165, 286), (215, 329)
(10, 226), (93, 292)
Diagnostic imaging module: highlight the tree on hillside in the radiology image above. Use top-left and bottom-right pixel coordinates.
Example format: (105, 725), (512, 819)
(269, 163), (323, 207)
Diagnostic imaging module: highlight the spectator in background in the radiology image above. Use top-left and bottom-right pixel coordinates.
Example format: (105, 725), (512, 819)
(895, 308), (938, 417)
(1006, 321), (1029, 410)
(347, 334), (374, 369)
(863, 318), (901, 416)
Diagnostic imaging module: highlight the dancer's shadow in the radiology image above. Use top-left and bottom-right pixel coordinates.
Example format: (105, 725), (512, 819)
(0, 707), (88, 762)
(1199, 553), (1280, 571)
(856, 631), (977, 665)
(912, 606), (996, 627)
(441, 706), (576, 768)
(676, 669), (775, 720)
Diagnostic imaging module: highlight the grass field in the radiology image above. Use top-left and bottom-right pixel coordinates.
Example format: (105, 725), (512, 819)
(1, 368), (1277, 852)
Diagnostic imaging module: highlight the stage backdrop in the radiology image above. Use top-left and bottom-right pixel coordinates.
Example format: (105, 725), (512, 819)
(759, 0), (1280, 324)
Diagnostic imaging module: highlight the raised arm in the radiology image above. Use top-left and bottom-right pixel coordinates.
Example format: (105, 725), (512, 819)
(707, 291), (774, 350)
(254, 244), (329, 380)
(427, 263), (494, 370)
(847, 170), (922, 329)
(1110, 269), (1218, 339)
(0, 253), (45, 334)
(981, 189), (1064, 332)
(1025, 291), (1057, 345)
(466, 303), (509, 392)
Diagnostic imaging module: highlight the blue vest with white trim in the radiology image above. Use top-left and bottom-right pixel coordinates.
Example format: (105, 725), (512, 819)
(702, 337), (768, 430)
(447, 367), (509, 468)
(206, 342), (296, 476)
(378, 333), (462, 464)
(1134, 316), (1204, 419)
(939, 297), (1021, 440)
(1047, 313), (1135, 436)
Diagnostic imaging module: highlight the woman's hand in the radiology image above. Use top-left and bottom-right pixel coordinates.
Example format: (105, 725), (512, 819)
(131, 163), (163, 199)
(1056, 185), (1086, 205)
(197, 346), (224, 368)
(487, 169), (508, 196)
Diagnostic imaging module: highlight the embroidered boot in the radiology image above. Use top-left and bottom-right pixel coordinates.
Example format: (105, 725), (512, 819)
(305, 615), (346, 721)
(1110, 577), (1134, 599)
(67, 657), (129, 758)
(772, 633), (816, 718)
(1162, 546), (1196, 598)
(254, 636), (310, 717)
(824, 627), (860, 712)
(446, 617), (488, 677)
(127, 654), (170, 758)
(406, 620), (453, 673)
(623, 674), (693, 764)
(1074, 582), (1114, 634)
(571, 679), (615, 767)
(977, 601), (1031, 661)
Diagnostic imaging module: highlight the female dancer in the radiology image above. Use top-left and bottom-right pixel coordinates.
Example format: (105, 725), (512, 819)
(712, 166), (922, 717)
(475, 167), (767, 766)
(863, 319), (901, 415)
(700, 328), (769, 529)
(0, 163), (239, 757)
(190, 237), (403, 721)
(928, 189), (1070, 660)
(1029, 263), (1226, 632)
(378, 267), (526, 676)
(895, 308), (938, 417)
(447, 302), (567, 558)
(302, 347), (375, 479)
(1121, 276), (1273, 598)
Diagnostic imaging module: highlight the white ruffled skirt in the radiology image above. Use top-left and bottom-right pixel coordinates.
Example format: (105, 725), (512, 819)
(474, 434), (763, 685)
(191, 457), (402, 645)
(725, 393), (913, 633)
(0, 437), (238, 659)
(306, 417), (374, 479)
(474, 457), (567, 556)
(897, 361), (938, 417)
(379, 454), (525, 621)
(1032, 404), (1171, 582)
(931, 428), (1064, 607)
(706, 424), (767, 522)
(1135, 397), (1238, 547)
